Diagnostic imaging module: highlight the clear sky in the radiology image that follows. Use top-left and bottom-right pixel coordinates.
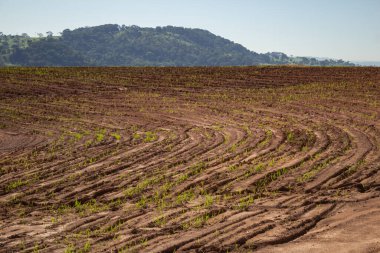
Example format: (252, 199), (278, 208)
(1, 0), (379, 61)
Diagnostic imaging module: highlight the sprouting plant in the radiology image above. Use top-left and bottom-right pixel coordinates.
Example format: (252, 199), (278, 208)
(96, 133), (105, 142)
(69, 198), (109, 216)
(268, 158), (275, 167)
(193, 214), (211, 228)
(74, 199), (82, 209)
(103, 220), (124, 235)
(258, 129), (273, 147)
(238, 194), (255, 210)
(64, 244), (75, 253)
(228, 164), (238, 171)
(181, 222), (190, 230)
(133, 132), (141, 140)
(144, 131), (157, 142)
(297, 160), (329, 182)
(83, 130), (91, 136)
(287, 131), (294, 142)
(6, 179), (28, 192)
(252, 163), (265, 173)
(176, 190), (194, 205)
(136, 196), (148, 209)
(212, 124), (223, 131)
(161, 181), (173, 194)
(111, 132), (121, 141)
(71, 132), (83, 141)
(140, 238), (148, 246)
(189, 162), (207, 175)
(154, 215), (167, 227)
(244, 163), (266, 177)
(82, 241), (91, 252)
(176, 173), (189, 184)
(125, 175), (164, 199)
(244, 125), (252, 136)
(229, 144), (237, 153)
(33, 242), (40, 253)
(204, 195), (214, 208)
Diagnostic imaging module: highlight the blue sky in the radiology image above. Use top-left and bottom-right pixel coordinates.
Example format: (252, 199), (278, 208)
(0, 0), (379, 61)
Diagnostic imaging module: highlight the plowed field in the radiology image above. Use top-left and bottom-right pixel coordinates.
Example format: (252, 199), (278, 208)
(1, 67), (380, 252)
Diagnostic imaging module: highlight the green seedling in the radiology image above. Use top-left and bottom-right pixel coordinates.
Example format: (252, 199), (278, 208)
(144, 131), (157, 142)
(111, 132), (121, 140)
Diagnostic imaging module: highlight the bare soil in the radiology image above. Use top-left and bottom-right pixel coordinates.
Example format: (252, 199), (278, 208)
(0, 66), (379, 252)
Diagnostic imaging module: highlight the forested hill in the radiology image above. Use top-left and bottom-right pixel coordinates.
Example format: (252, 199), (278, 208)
(0, 24), (354, 66)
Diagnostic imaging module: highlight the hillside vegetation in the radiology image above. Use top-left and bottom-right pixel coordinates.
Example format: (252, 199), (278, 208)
(0, 25), (355, 66)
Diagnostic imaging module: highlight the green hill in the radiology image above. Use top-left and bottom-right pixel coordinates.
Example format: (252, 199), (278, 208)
(0, 24), (354, 66)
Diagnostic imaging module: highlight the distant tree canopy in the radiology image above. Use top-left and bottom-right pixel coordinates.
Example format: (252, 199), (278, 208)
(0, 24), (355, 67)
(10, 37), (86, 66)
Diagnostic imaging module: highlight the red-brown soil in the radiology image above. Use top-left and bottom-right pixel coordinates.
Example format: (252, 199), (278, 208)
(0, 66), (379, 252)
